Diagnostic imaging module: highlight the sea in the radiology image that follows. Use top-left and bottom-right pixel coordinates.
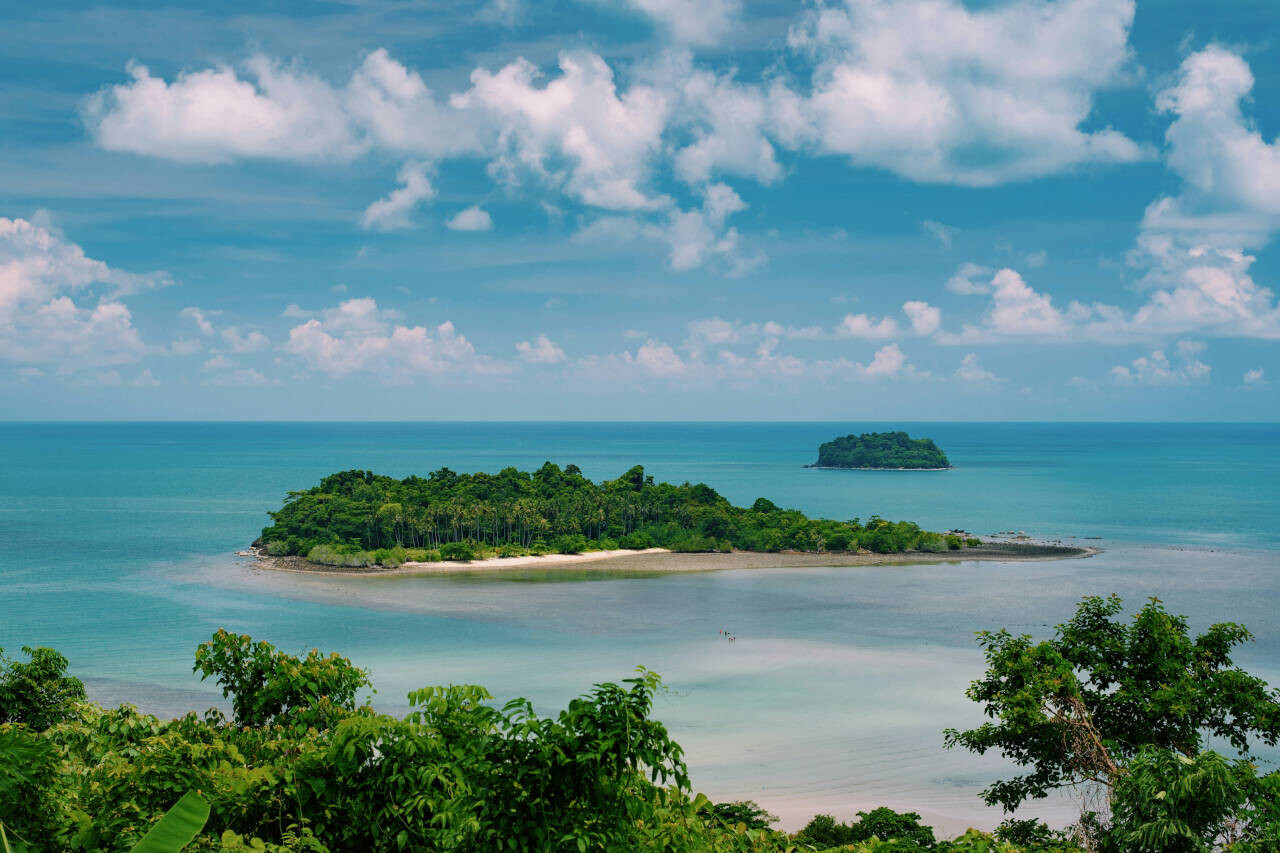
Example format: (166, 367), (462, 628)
(2, 422), (1278, 832)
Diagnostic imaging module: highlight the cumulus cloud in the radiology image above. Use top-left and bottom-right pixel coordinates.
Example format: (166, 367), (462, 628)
(1119, 47), (1280, 341)
(515, 334), (566, 363)
(637, 52), (779, 186)
(446, 205), (494, 232)
(1110, 340), (1211, 385)
(221, 327), (271, 353)
(945, 262), (993, 295)
(774, 0), (1144, 186)
(1243, 367), (1265, 385)
(362, 161), (435, 230)
(576, 182), (761, 274)
(835, 313), (897, 339)
(902, 300), (941, 336)
(284, 297), (506, 381)
(179, 306), (216, 336)
(132, 368), (161, 387)
(955, 352), (999, 383)
(1154, 47), (1280, 227)
(85, 58), (365, 164)
(85, 51), (475, 164)
(455, 51), (669, 211)
(575, 335), (925, 386)
(0, 216), (163, 370)
(618, 0), (740, 45)
(857, 342), (912, 378)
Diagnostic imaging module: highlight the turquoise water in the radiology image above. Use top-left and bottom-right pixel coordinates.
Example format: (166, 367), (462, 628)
(3, 422), (1279, 830)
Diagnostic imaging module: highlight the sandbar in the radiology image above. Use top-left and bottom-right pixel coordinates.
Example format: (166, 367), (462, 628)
(252, 542), (1096, 578)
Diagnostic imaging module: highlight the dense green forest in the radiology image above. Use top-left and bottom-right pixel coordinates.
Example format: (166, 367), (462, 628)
(3, 595), (1279, 851)
(259, 463), (977, 568)
(811, 433), (951, 470)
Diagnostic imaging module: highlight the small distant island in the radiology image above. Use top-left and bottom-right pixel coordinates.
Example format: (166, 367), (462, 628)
(808, 431), (952, 470)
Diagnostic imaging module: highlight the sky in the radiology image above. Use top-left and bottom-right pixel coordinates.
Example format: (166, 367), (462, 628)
(1, 0), (1278, 420)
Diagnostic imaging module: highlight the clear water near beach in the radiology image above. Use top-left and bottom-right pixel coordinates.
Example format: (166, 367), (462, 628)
(3, 422), (1278, 830)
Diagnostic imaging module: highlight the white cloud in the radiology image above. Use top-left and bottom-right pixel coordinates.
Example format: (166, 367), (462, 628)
(206, 368), (277, 387)
(945, 262), (993, 295)
(479, 0), (524, 25)
(941, 268), (1075, 342)
(362, 161), (435, 231)
(515, 334), (566, 364)
(775, 0), (1144, 186)
(284, 297), (505, 381)
(132, 368), (161, 387)
(639, 52), (779, 186)
(1155, 47), (1280, 225)
(1110, 340), (1210, 385)
(221, 327), (271, 353)
(1243, 367), (1265, 385)
(179, 306), (216, 336)
(577, 182), (761, 274)
(86, 58), (365, 164)
(455, 51), (669, 211)
(203, 354), (239, 371)
(0, 216), (159, 370)
(902, 300), (941, 336)
(1117, 47), (1280, 341)
(835, 313), (898, 339)
(619, 0), (740, 45)
(955, 352), (999, 383)
(86, 51), (476, 165)
(446, 205), (494, 232)
(858, 342), (911, 378)
(922, 219), (956, 247)
(574, 336), (925, 385)
(635, 339), (686, 376)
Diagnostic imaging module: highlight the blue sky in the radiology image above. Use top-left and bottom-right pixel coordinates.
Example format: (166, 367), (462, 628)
(1, 0), (1277, 420)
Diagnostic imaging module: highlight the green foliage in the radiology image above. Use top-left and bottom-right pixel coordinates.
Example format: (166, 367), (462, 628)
(699, 801), (777, 831)
(793, 807), (937, 849)
(1108, 748), (1245, 852)
(437, 541), (475, 561)
(814, 432), (951, 469)
(0, 646), (86, 731)
(129, 790), (210, 853)
(261, 463), (949, 564)
(944, 595), (1280, 813)
(1, 631), (1095, 853)
(192, 629), (372, 729)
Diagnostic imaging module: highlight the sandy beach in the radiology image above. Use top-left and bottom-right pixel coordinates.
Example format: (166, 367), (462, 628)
(254, 541), (1096, 577)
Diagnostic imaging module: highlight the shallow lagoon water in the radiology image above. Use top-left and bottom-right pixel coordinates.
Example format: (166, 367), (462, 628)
(3, 422), (1278, 830)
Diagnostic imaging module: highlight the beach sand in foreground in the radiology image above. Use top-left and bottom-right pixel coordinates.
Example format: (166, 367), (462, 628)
(256, 542), (1096, 577)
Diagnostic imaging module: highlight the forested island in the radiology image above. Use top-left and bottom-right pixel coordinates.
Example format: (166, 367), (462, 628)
(5, 595), (1280, 851)
(809, 432), (951, 470)
(258, 463), (983, 569)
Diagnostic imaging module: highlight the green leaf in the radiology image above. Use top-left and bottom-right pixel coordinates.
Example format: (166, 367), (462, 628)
(128, 791), (210, 853)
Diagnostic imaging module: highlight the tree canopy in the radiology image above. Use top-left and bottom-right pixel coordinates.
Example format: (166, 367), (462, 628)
(812, 432), (951, 470)
(945, 595), (1280, 851)
(260, 463), (963, 567)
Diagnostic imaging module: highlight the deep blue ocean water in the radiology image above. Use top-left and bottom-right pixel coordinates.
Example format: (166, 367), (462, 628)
(2, 422), (1278, 830)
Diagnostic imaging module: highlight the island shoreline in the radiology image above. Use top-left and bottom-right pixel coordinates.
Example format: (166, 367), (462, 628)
(247, 542), (1097, 578)
(803, 465), (954, 471)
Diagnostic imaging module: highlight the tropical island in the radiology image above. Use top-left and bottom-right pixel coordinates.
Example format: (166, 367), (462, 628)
(256, 462), (1030, 571)
(808, 432), (952, 470)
